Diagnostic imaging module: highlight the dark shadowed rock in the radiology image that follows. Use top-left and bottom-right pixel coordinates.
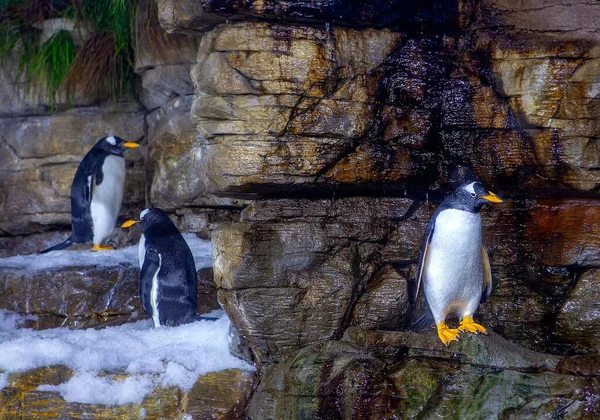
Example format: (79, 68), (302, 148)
(158, 0), (459, 36)
(555, 269), (600, 353)
(247, 340), (400, 420)
(343, 328), (560, 372)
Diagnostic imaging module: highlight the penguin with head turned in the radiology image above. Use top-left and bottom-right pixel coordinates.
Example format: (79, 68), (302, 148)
(40, 136), (139, 253)
(122, 208), (202, 327)
(412, 181), (503, 345)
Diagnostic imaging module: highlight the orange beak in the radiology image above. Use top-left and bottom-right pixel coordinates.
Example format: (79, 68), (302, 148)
(480, 191), (503, 203)
(121, 219), (140, 228)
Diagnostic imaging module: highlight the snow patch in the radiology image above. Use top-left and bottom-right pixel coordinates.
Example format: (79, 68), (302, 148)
(0, 233), (212, 272)
(0, 310), (253, 406)
(0, 310), (37, 332)
(39, 373), (154, 406)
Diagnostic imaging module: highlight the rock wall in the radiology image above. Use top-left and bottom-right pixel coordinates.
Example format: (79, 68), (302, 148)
(157, 0), (600, 362)
(2, 0), (600, 418)
(161, 0), (600, 417)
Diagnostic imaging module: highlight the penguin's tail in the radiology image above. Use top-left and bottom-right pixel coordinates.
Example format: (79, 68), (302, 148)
(410, 311), (435, 332)
(40, 237), (74, 254)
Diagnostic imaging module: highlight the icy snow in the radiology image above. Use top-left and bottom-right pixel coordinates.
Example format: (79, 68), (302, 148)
(0, 310), (254, 406)
(0, 233), (212, 272)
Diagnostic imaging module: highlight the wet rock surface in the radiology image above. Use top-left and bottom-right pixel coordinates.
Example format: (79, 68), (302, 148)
(187, 17), (600, 199)
(213, 197), (433, 364)
(182, 0), (600, 417)
(1, 366), (256, 419)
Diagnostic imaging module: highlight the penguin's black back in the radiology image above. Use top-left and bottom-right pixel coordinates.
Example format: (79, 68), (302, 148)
(70, 148), (109, 243)
(141, 211), (197, 326)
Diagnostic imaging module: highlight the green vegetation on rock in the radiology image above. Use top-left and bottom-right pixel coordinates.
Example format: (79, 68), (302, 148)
(0, 0), (144, 104)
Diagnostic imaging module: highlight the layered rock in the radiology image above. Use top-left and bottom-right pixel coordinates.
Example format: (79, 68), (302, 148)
(191, 22), (445, 196)
(213, 197), (434, 364)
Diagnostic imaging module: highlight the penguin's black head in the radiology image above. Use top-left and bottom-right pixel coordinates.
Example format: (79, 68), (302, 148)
(94, 136), (139, 156)
(121, 207), (174, 232)
(448, 182), (503, 212)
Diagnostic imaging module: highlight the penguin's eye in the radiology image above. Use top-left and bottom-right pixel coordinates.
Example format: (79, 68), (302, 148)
(470, 192), (476, 198)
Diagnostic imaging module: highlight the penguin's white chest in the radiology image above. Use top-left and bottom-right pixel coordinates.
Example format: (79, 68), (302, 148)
(424, 209), (483, 319)
(138, 234), (162, 328)
(150, 253), (162, 328)
(90, 155), (125, 244)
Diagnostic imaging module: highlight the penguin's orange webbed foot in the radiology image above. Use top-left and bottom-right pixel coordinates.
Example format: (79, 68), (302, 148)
(91, 244), (115, 252)
(458, 316), (487, 334)
(436, 322), (460, 346)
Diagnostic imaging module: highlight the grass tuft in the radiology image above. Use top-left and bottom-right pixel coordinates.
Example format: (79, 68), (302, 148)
(37, 29), (75, 101)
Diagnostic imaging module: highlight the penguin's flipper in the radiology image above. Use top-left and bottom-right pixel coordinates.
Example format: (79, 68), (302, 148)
(140, 247), (161, 316)
(412, 217), (435, 305)
(481, 245), (492, 303)
(40, 237), (74, 254)
(68, 168), (97, 243)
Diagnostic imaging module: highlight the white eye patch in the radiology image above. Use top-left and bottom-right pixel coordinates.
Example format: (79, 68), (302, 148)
(139, 208), (150, 219)
(463, 182), (477, 196)
(105, 136), (117, 146)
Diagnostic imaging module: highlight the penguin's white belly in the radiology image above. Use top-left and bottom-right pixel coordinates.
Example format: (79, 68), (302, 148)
(90, 155), (125, 244)
(138, 234), (146, 270)
(424, 209), (483, 321)
(150, 253), (162, 328)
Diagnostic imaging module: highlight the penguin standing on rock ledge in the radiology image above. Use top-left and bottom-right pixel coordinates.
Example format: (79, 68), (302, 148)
(412, 181), (503, 346)
(122, 208), (210, 327)
(40, 136), (139, 254)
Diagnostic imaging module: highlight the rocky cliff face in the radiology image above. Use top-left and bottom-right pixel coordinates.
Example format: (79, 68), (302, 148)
(164, 0), (600, 417)
(2, 0), (600, 418)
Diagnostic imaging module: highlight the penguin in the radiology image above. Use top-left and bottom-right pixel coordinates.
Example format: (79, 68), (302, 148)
(121, 208), (203, 327)
(40, 136), (139, 253)
(412, 181), (503, 346)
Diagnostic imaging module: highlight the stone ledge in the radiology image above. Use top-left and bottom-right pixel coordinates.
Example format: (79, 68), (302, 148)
(0, 266), (219, 330)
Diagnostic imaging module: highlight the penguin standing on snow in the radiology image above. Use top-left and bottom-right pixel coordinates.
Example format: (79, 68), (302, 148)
(122, 208), (199, 327)
(40, 136), (139, 253)
(412, 181), (503, 346)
